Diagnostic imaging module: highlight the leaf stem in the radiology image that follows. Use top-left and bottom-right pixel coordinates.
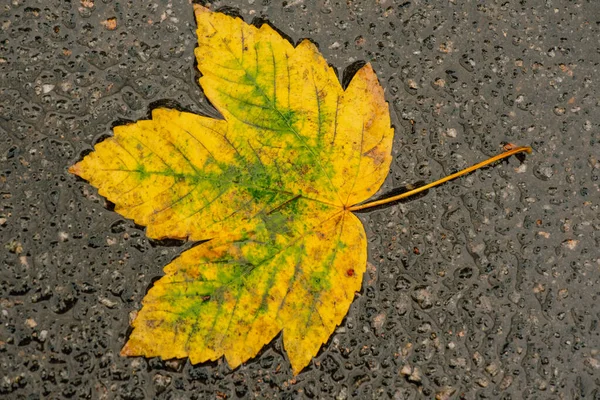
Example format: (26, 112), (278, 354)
(348, 146), (532, 212)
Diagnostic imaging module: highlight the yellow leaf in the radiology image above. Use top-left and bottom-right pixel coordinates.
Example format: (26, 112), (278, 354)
(70, 4), (393, 375)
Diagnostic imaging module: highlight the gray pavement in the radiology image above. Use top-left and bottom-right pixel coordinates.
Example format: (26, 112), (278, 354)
(1, 0), (599, 398)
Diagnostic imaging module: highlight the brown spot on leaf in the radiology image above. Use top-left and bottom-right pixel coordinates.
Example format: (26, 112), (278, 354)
(363, 145), (385, 166)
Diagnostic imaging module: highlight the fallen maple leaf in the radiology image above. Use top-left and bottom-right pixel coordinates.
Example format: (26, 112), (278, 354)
(70, 5), (531, 375)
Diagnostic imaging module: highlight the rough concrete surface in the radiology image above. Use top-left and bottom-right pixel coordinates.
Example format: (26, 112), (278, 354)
(1, 0), (599, 398)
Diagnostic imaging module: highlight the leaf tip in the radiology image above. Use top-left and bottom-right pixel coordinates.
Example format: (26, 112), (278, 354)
(193, 3), (210, 17)
(358, 62), (376, 79)
(68, 162), (82, 176)
(120, 341), (135, 357)
(224, 355), (243, 371)
(291, 365), (303, 376)
(297, 38), (317, 51)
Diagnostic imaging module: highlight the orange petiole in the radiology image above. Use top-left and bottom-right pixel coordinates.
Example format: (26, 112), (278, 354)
(348, 146), (532, 211)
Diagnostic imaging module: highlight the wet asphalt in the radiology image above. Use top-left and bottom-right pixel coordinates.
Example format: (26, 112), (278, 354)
(1, 0), (599, 398)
